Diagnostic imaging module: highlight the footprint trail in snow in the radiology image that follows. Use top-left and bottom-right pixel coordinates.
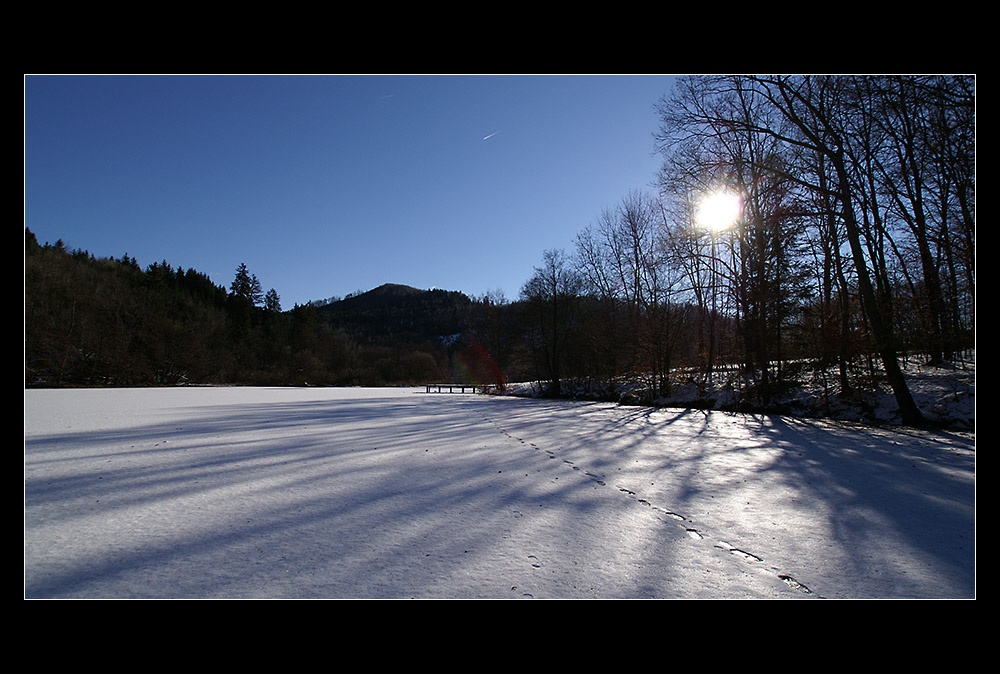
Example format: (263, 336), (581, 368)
(477, 405), (814, 597)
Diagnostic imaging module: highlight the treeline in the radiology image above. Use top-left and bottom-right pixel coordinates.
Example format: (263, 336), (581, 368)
(23, 231), (514, 388)
(26, 231), (231, 386)
(516, 75), (974, 424)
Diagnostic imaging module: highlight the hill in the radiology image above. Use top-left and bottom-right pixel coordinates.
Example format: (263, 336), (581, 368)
(317, 283), (474, 347)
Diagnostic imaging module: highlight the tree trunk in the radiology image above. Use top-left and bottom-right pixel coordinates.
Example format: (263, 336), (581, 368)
(832, 149), (925, 425)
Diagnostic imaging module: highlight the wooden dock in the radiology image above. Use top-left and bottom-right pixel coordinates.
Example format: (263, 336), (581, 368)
(423, 383), (500, 394)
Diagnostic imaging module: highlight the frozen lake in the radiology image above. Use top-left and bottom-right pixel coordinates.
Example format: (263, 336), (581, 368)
(24, 387), (975, 599)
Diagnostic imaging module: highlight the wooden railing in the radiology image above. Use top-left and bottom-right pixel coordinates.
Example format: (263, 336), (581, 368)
(424, 383), (502, 394)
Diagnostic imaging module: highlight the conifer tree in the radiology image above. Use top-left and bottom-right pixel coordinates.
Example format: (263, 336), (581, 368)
(250, 274), (264, 306)
(264, 288), (282, 312)
(230, 263), (253, 301)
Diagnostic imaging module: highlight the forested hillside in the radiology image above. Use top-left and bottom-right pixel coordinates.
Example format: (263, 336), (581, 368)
(23, 230), (514, 388)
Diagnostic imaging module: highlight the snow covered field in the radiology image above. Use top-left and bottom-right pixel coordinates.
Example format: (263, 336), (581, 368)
(24, 386), (975, 599)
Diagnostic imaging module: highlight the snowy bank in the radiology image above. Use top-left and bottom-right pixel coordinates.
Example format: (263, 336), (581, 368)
(506, 356), (975, 431)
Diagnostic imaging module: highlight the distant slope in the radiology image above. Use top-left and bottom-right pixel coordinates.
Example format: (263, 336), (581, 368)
(316, 283), (474, 346)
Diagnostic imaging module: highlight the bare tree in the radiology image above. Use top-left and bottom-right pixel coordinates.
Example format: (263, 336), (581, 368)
(654, 77), (810, 403)
(742, 75), (926, 425)
(520, 249), (583, 396)
(575, 190), (681, 398)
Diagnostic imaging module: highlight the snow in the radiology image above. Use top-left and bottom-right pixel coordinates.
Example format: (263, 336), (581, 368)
(24, 383), (975, 599)
(508, 357), (976, 430)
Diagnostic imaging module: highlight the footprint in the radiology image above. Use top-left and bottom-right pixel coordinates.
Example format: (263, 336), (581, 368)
(779, 575), (812, 594)
(717, 541), (763, 562)
(653, 507), (686, 521)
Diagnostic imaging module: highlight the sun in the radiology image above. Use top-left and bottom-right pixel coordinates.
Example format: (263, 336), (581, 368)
(696, 191), (742, 232)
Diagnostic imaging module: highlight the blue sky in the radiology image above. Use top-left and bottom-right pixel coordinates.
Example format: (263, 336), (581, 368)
(25, 74), (675, 308)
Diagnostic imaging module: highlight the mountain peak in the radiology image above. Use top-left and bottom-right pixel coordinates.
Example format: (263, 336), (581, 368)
(367, 283), (424, 296)
(316, 283), (472, 345)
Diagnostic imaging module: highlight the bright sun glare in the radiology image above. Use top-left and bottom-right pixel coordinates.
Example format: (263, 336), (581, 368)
(696, 191), (742, 232)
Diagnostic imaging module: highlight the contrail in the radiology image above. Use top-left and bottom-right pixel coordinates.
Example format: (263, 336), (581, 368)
(482, 131), (500, 140)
